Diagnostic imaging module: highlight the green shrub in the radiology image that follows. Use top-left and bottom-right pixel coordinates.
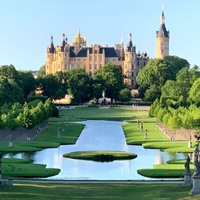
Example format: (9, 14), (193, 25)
(27, 95), (48, 103)
(27, 99), (42, 107)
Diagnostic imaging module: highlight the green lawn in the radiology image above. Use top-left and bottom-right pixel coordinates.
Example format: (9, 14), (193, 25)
(34, 122), (84, 145)
(1, 158), (60, 179)
(59, 106), (136, 121)
(0, 182), (197, 200)
(123, 122), (168, 145)
(64, 150), (137, 162)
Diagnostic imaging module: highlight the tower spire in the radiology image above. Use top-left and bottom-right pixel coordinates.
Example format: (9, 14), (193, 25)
(61, 33), (66, 52)
(127, 32), (133, 52)
(49, 35), (55, 53)
(161, 5), (165, 24)
(129, 32), (132, 41)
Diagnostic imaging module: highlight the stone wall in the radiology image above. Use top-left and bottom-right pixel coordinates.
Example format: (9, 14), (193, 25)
(0, 121), (48, 141)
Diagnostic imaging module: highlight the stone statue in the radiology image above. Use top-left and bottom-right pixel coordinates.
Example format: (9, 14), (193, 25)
(102, 90), (105, 98)
(137, 118), (140, 127)
(100, 89), (107, 106)
(184, 155), (191, 175)
(144, 128), (148, 139)
(193, 144), (200, 176)
(140, 122), (143, 132)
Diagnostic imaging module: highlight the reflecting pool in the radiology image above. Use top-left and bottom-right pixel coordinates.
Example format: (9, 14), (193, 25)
(6, 120), (187, 180)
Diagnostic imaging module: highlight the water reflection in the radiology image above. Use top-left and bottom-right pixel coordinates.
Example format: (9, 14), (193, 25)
(5, 120), (187, 180)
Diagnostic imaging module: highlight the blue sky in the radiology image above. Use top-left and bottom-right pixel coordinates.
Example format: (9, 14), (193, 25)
(0, 0), (199, 71)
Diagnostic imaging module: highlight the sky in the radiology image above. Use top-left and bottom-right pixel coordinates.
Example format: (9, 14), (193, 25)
(0, 0), (200, 71)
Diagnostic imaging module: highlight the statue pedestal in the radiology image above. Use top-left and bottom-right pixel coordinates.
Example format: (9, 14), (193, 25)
(190, 175), (200, 195)
(183, 173), (192, 186)
(188, 141), (192, 148)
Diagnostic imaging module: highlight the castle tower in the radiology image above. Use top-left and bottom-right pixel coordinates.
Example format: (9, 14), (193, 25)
(124, 33), (137, 88)
(156, 8), (169, 59)
(46, 36), (55, 74)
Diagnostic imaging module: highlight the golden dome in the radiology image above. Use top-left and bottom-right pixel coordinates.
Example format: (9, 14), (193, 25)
(73, 29), (86, 45)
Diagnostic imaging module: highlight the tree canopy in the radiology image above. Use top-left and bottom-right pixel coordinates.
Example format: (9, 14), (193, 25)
(136, 56), (190, 102)
(67, 68), (93, 104)
(94, 64), (124, 103)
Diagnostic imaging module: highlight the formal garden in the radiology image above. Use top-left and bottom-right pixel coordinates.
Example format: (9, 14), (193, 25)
(0, 105), (198, 199)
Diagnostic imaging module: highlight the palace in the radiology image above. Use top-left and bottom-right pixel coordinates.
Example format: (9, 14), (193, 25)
(46, 9), (169, 89)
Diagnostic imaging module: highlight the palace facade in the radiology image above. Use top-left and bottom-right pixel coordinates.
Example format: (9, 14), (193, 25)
(46, 9), (169, 89)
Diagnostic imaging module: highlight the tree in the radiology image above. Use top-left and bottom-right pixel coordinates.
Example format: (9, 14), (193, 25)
(37, 74), (66, 99)
(94, 64), (124, 103)
(44, 98), (54, 119)
(37, 65), (46, 78)
(17, 71), (37, 100)
(1, 103), (23, 129)
(144, 85), (161, 102)
(164, 55), (190, 80)
(136, 59), (170, 88)
(136, 56), (190, 102)
(188, 78), (200, 106)
(149, 99), (160, 117)
(0, 77), (24, 104)
(118, 88), (132, 103)
(189, 65), (200, 85)
(92, 79), (104, 102)
(161, 80), (179, 97)
(160, 66), (199, 107)
(0, 65), (18, 79)
(67, 68), (93, 104)
(167, 109), (182, 130)
(18, 103), (35, 129)
(31, 102), (46, 125)
(156, 107), (168, 122)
